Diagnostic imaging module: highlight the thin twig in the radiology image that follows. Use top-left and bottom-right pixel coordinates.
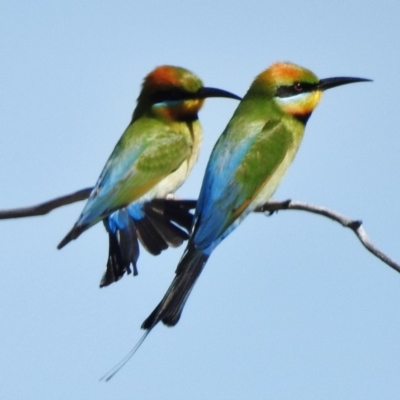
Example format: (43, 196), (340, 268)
(255, 200), (400, 274)
(0, 188), (93, 219)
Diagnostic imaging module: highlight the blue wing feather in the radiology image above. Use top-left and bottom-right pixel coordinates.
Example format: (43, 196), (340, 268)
(193, 117), (292, 252)
(74, 118), (190, 229)
(193, 122), (260, 250)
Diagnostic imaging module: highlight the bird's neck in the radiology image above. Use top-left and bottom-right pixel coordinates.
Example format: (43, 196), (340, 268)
(132, 99), (203, 123)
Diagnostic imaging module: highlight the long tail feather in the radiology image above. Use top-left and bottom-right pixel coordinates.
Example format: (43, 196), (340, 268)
(99, 330), (150, 382)
(100, 244), (208, 380)
(142, 248), (209, 330)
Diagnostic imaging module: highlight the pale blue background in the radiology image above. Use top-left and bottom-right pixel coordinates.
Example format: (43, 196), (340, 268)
(1, 1), (400, 399)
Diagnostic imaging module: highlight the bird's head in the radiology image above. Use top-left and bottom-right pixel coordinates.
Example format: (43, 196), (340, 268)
(250, 62), (371, 123)
(133, 66), (241, 121)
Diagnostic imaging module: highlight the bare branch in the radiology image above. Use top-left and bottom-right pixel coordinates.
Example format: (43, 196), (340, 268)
(255, 200), (400, 274)
(0, 189), (398, 275)
(0, 188), (93, 219)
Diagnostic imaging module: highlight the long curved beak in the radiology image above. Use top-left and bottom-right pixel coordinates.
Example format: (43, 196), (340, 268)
(197, 87), (242, 100)
(318, 77), (372, 91)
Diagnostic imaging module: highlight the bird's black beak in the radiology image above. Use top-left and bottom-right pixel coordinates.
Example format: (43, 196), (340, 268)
(318, 77), (372, 91)
(197, 87), (242, 100)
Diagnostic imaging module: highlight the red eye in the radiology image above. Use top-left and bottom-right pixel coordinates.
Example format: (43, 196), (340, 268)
(293, 82), (303, 92)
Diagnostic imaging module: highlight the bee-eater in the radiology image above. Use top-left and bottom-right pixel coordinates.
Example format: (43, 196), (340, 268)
(142, 62), (370, 330)
(57, 65), (241, 282)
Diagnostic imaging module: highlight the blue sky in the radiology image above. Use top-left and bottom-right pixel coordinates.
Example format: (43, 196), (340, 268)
(1, 1), (400, 399)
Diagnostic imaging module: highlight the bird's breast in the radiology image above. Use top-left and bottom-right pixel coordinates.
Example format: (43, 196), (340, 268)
(144, 121), (203, 199)
(249, 140), (300, 210)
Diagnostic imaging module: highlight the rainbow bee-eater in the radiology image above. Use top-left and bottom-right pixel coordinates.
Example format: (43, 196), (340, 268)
(141, 62), (370, 331)
(57, 65), (241, 286)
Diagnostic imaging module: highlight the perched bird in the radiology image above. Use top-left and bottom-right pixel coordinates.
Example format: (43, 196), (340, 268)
(142, 62), (371, 329)
(101, 62), (370, 381)
(57, 65), (241, 284)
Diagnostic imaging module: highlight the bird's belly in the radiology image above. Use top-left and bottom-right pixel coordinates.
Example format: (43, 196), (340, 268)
(143, 130), (202, 200)
(147, 161), (190, 198)
(249, 149), (296, 211)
